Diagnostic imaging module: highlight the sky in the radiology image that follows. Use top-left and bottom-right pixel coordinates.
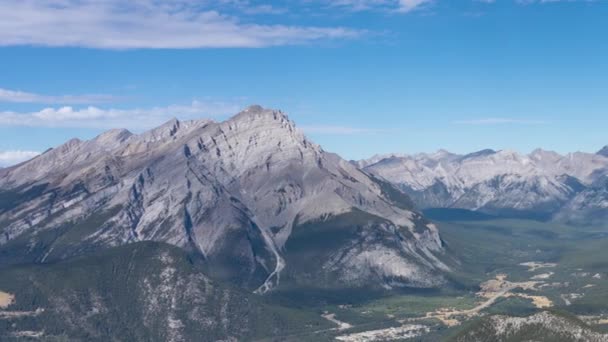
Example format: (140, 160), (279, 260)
(1, 0), (607, 166)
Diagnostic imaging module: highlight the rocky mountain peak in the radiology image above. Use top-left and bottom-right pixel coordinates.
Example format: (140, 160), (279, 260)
(243, 104), (265, 113)
(139, 117), (182, 143)
(459, 149), (496, 161)
(494, 149), (522, 159)
(530, 148), (560, 158)
(598, 146), (608, 157)
(0, 106), (448, 293)
(93, 128), (133, 150)
(59, 137), (83, 151)
(231, 105), (292, 127)
(432, 149), (455, 159)
(215, 105), (315, 163)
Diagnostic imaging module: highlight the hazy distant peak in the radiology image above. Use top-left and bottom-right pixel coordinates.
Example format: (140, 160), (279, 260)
(598, 146), (608, 157)
(529, 148), (562, 161)
(459, 149), (496, 160)
(429, 149), (458, 160)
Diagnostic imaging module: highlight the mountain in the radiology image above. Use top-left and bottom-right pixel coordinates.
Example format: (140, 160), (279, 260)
(554, 175), (608, 225)
(598, 146), (608, 157)
(0, 241), (331, 341)
(360, 148), (608, 223)
(0, 105), (448, 293)
(449, 311), (608, 342)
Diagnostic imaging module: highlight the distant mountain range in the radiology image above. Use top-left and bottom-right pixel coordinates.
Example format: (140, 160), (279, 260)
(357, 146), (608, 224)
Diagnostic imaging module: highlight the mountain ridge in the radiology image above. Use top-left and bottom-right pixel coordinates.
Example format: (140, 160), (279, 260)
(0, 105), (448, 294)
(359, 147), (608, 223)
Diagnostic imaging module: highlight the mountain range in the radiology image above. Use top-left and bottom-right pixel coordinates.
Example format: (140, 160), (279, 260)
(3, 106), (608, 341)
(0, 105), (448, 295)
(358, 146), (608, 224)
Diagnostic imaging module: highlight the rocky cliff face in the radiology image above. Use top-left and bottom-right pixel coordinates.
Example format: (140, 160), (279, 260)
(0, 106), (448, 292)
(555, 175), (608, 225)
(359, 148), (608, 222)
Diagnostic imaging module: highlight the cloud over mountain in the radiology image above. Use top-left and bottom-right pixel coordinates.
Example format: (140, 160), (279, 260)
(0, 150), (40, 167)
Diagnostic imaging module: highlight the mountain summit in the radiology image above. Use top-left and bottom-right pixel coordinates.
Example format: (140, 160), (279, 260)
(0, 106), (448, 293)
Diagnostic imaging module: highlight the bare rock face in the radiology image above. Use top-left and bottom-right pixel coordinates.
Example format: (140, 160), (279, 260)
(0, 106), (448, 292)
(451, 311), (608, 342)
(555, 175), (608, 225)
(360, 148), (608, 222)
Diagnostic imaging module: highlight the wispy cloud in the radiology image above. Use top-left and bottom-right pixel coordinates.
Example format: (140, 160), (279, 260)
(0, 88), (117, 105)
(0, 101), (242, 130)
(316, 0), (595, 13)
(0, 0), (362, 49)
(324, 0), (433, 13)
(0, 150), (40, 167)
(236, 3), (288, 15)
(453, 118), (549, 125)
(300, 125), (385, 135)
(397, 0), (434, 12)
(516, 0), (595, 4)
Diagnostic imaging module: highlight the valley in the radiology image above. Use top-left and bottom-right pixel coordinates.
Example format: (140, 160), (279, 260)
(259, 214), (608, 341)
(0, 200), (606, 341)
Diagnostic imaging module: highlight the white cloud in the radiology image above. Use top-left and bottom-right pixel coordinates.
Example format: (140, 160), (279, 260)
(328, 0), (393, 11)
(326, 0), (433, 12)
(0, 88), (117, 104)
(0, 101), (243, 130)
(301, 125), (384, 135)
(0, 0), (361, 49)
(0, 100), (386, 136)
(454, 118), (548, 125)
(397, 0), (434, 12)
(516, 0), (595, 4)
(237, 3), (288, 15)
(0, 150), (40, 167)
(329, 0), (594, 12)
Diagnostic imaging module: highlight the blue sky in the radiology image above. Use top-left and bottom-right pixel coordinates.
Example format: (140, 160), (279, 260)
(1, 0), (607, 165)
